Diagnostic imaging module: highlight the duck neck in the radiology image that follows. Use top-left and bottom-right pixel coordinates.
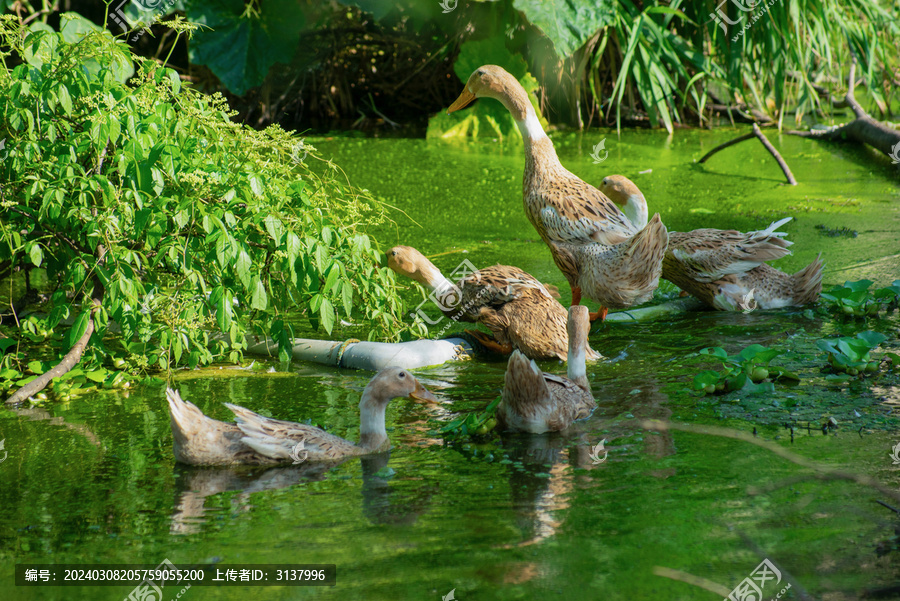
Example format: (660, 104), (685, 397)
(357, 394), (389, 451)
(411, 259), (457, 301)
(567, 343), (589, 391)
(622, 192), (649, 229)
(494, 85), (562, 177)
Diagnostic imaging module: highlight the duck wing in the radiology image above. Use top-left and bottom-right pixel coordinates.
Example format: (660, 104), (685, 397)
(533, 173), (637, 246)
(668, 217), (794, 282)
(461, 265), (554, 306)
(225, 403), (360, 462)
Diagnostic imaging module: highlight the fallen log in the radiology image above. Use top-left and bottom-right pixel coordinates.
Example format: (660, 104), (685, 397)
(788, 60), (900, 166)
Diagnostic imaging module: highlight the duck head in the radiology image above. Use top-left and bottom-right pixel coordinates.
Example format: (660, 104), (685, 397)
(363, 366), (437, 406)
(358, 367), (437, 451)
(599, 175), (649, 229)
(387, 246), (442, 288)
(448, 65), (532, 121)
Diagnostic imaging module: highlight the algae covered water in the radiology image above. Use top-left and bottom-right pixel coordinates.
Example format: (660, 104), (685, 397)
(1, 129), (899, 600)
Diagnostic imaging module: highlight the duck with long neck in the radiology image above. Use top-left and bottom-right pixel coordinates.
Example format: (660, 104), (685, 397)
(600, 174), (824, 310)
(387, 245), (602, 362)
(167, 367), (437, 466)
(448, 65), (668, 321)
(497, 305), (597, 434)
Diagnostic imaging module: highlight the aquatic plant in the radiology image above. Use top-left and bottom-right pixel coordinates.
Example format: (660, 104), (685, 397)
(439, 397), (500, 437)
(692, 344), (799, 396)
(818, 280), (900, 318)
(817, 331), (887, 379)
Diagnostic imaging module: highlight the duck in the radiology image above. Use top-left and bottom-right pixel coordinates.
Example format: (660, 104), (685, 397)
(167, 367), (437, 466)
(497, 305), (596, 433)
(388, 245), (601, 362)
(447, 65), (668, 321)
(599, 175), (824, 310)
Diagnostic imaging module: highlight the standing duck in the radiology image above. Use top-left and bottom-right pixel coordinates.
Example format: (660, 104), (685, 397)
(167, 367), (437, 466)
(387, 245), (601, 362)
(447, 65), (668, 321)
(498, 305), (596, 433)
(599, 175), (824, 310)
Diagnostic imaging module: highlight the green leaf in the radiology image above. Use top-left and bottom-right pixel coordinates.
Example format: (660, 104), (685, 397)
(513, 0), (615, 58)
(84, 370), (107, 383)
(187, 0), (303, 95)
(235, 248), (252, 288)
(319, 297), (335, 334)
(250, 276), (267, 311)
(28, 243), (43, 267)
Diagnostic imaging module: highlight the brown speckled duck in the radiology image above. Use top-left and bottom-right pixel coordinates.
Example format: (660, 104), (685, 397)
(498, 305), (596, 433)
(600, 175), (824, 310)
(167, 367), (437, 466)
(387, 245), (601, 362)
(448, 65), (668, 321)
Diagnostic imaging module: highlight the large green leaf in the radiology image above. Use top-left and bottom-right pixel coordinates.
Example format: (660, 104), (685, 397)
(188, 0), (303, 95)
(513, 0), (614, 58)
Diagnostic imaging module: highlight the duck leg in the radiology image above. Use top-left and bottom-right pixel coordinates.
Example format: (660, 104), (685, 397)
(571, 286), (607, 322)
(465, 329), (513, 355)
(571, 285), (583, 306)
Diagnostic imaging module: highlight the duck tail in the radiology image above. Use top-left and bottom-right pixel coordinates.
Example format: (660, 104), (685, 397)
(502, 350), (551, 415)
(790, 252), (824, 305)
(166, 388), (230, 465)
(620, 213), (668, 288)
(745, 217), (794, 261)
(168, 388), (214, 436)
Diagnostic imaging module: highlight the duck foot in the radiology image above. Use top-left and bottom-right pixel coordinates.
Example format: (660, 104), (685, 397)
(588, 307), (608, 322)
(465, 330), (513, 355)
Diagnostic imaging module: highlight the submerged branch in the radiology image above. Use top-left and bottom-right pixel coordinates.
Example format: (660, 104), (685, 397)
(639, 420), (900, 504)
(651, 567), (730, 596)
(699, 124), (797, 185)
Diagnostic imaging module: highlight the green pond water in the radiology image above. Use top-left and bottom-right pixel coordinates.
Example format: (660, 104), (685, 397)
(2, 128), (900, 600)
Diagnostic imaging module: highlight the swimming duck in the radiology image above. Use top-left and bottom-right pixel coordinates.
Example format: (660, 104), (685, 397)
(497, 305), (596, 433)
(599, 175), (824, 309)
(448, 65), (668, 320)
(167, 367), (437, 466)
(388, 245), (601, 362)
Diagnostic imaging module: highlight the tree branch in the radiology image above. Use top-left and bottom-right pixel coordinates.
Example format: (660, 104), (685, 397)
(698, 124), (797, 185)
(6, 301), (99, 405)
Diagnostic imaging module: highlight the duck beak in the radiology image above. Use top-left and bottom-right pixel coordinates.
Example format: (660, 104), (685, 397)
(447, 89), (476, 114)
(408, 379), (438, 403)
